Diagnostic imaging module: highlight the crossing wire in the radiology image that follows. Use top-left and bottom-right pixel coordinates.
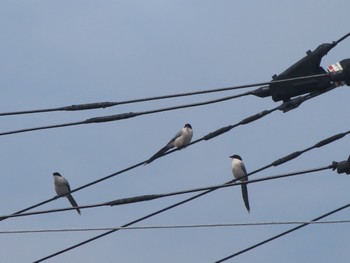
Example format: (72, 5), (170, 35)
(0, 104), (280, 222)
(33, 159), (344, 262)
(213, 202), (350, 262)
(0, 164), (333, 220)
(1, 91), (347, 223)
(0, 74), (340, 137)
(0, 73), (332, 117)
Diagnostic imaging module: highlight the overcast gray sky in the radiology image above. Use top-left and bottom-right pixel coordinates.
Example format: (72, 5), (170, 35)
(1, 1), (350, 262)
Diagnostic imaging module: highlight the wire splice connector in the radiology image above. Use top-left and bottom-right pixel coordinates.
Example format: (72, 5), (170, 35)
(333, 155), (350, 175)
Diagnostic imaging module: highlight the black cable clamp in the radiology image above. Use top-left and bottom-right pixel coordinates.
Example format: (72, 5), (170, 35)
(269, 33), (350, 102)
(332, 155), (350, 174)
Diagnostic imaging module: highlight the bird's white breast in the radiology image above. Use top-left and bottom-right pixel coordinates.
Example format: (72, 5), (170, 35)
(174, 127), (193, 148)
(54, 176), (69, 195)
(231, 159), (246, 181)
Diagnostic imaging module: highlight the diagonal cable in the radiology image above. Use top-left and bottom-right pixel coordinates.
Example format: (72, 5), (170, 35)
(33, 161), (341, 261)
(0, 72), (333, 117)
(0, 105), (279, 222)
(2, 89), (347, 222)
(0, 73), (340, 137)
(0, 92), (250, 137)
(0, 164), (332, 220)
(213, 202), (350, 262)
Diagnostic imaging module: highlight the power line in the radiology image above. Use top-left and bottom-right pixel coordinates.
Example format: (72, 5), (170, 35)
(33, 160), (341, 262)
(0, 104), (280, 222)
(0, 84), (261, 117)
(23, 32), (350, 261)
(32, 118), (350, 261)
(0, 73), (340, 137)
(1, 33), (348, 119)
(1, 107), (347, 224)
(30, 89), (346, 261)
(107, 165), (332, 206)
(0, 91), (343, 222)
(7, 88), (323, 220)
(213, 202), (350, 263)
(0, 161), (144, 222)
(3, 219), (350, 234)
(0, 92), (249, 137)
(2, 102), (347, 223)
(0, 164), (333, 220)
(0, 73), (332, 117)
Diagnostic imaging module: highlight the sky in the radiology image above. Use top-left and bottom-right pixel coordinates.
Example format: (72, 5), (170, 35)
(0, 1), (350, 262)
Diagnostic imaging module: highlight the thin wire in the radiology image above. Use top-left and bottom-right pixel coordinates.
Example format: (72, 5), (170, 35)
(33, 163), (336, 262)
(3, 32), (349, 119)
(0, 92), (249, 137)
(0, 72), (339, 137)
(0, 73), (331, 117)
(213, 202), (350, 263)
(0, 84), (262, 117)
(0, 164), (332, 220)
(3, 220), (350, 234)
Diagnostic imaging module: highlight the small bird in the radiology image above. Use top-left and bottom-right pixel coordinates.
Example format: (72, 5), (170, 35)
(145, 123), (193, 164)
(229, 154), (250, 212)
(53, 172), (81, 215)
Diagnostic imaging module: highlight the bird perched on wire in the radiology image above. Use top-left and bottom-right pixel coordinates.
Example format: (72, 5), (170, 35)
(230, 154), (250, 212)
(144, 123), (193, 164)
(53, 172), (81, 215)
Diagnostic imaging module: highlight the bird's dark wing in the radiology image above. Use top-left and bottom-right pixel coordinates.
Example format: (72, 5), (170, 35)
(144, 145), (170, 165)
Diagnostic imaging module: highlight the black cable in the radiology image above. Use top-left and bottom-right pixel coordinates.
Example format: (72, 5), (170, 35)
(0, 161), (144, 222)
(0, 92), (250, 137)
(335, 32), (350, 45)
(34, 164), (333, 263)
(0, 84), (262, 117)
(30, 90), (348, 261)
(213, 202), (350, 263)
(0, 91), (339, 223)
(0, 73), (332, 117)
(33, 160), (340, 262)
(0, 73), (339, 137)
(2, 90), (347, 222)
(32, 117), (350, 261)
(0, 165), (332, 220)
(1, 105), (279, 222)
(30, 203), (350, 262)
